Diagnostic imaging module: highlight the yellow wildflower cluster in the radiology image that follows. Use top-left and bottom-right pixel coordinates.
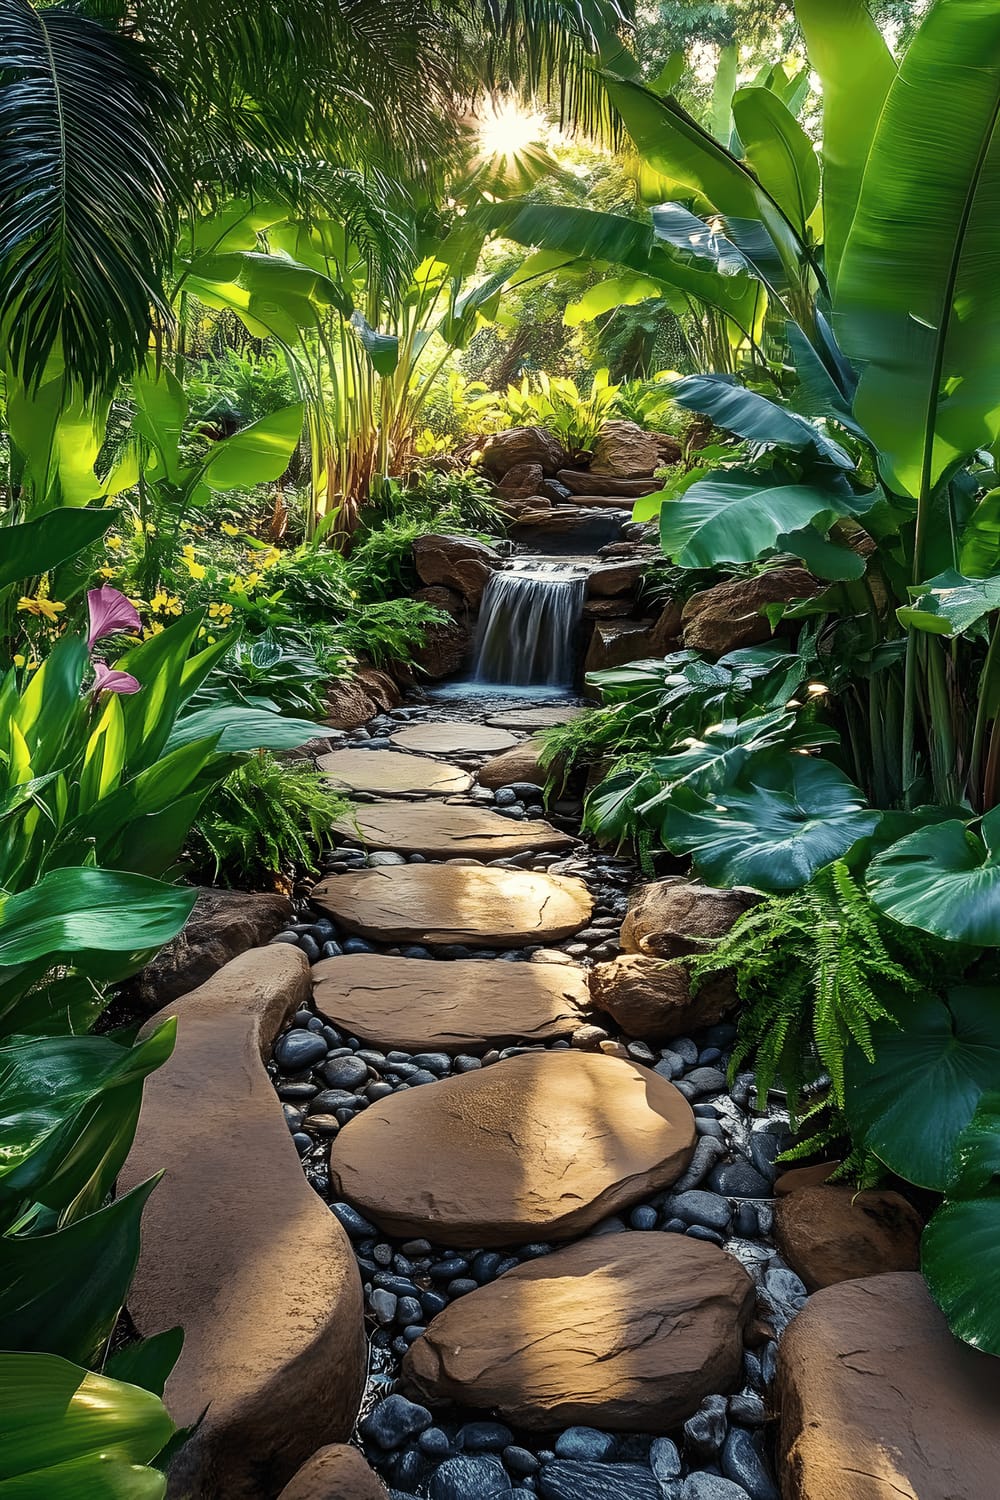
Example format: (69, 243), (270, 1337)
(180, 543), (206, 581)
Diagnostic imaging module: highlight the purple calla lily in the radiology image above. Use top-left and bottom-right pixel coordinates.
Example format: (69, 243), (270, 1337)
(92, 659), (141, 695)
(87, 585), (141, 650)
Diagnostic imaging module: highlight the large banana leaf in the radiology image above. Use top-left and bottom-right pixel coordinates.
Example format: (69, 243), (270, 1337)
(732, 87), (820, 236)
(658, 467), (859, 568)
(837, 0), (1000, 499)
(795, 0), (896, 291)
(165, 705), (318, 754)
(563, 274), (664, 326)
(0, 1351), (173, 1499)
(199, 403), (304, 490)
(0, 509), (115, 592)
(668, 375), (854, 467)
(897, 569), (1000, 636)
(923, 1092), (1000, 1356)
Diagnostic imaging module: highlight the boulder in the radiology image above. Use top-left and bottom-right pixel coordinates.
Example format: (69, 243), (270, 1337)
(355, 664), (403, 711)
(480, 426), (567, 477)
(584, 622), (658, 675)
(328, 1051), (696, 1246)
(317, 748), (473, 797)
(412, 533), (501, 608)
(312, 865), (593, 946)
(775, 1186), (923, 1292)
(412, 584), (465, 618)
(331, 801), (574, 859)
(583, 597), (636, 619)
(390, 722), (518, 754)
(681, 569), (823, 656)
(589, 955), (737, 1041)
(620, 878), (756, 960)
(131, 887), (292, 1011)
(324, 676), (379, 729)
(649, 600), (684, 654)
(120, 948), (366, 1500)
(778, 1273), (1000, 1500)
(497, 462), (546, 499)
(586, 560), (648, 598)
(590, 420), (665, 479)
(558, 468), (661, 498)
(313, 954), (589, 1052)
(773, 1162), (841, 1196)
(402, 1233), (753, 1430)
(478, 739), (548, 790)
(278, 1444), (386, 1500)
(410, 612), (473, 679)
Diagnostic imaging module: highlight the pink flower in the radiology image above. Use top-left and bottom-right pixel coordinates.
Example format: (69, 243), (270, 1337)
(91, 659), (141, 695)
(87, 585), (141, 650)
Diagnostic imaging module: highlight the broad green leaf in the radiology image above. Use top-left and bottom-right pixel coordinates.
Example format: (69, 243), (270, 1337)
(712, 42), (739, 146)
(564, 275), (663, 327)
(958, 488), (1000, 577)
(659, 468), (858, 568)
(639, 712), (834, 818)
(844, 989), (1000, 1189)
(132, 368), (186, 485)
(0, 869), (196, 965)
(733, 86), (820, 234)
(350, 314), (399, 375)
(104, 1328), (183, 1398)
(0, 1179), (157, 1363)
(795, 0), (896, 290)
(5, 374), (111, 508)
(662, 751), (878, 891)
(200, 404), (304, 490)
(779, 524), (867, 581)
(0, 509), (115, 593)
(868, 806), (1000, 944)
(116, 612), (206, 769)
(669, 375), (854, 467)
(922, 1090), (1000, 1355)
(165, 706), (317, 754)
(897, 568), (1000, 636)
(837, 2), (1000, 497)
(583, 767), (661, 843)
(0, 1351), (173, 1495)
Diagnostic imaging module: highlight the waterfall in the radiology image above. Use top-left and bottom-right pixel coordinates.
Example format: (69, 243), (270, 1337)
(472, 562), (586, 688)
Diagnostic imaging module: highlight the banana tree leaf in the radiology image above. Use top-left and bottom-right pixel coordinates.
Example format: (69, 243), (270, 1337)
(0, 1351), (173, 1495)
(0, 870), (196, 966)
(350, 313), (399, 374)
(132, 368), (186, 484)
(958, 488), (1000, 578)
(785, 321), (862, 433)
(923, 1092), (1000, 1356)
(662, 750), (878, 891)
(669, 375), (854, 467)
(564, 274), (664, 326)
(867, 807), (1000, 944)
(897, 569), (1000, 637)
(165, 706), (317, 754)
(0, 1178), (157, 1364)
(200, 404), (303, 491)
(5, 375), (111, 509)
(104, 1328), (183, 1398)
(733, 86), (820, 234)
(0, 509), (116, 592)
(779, 524), (867, 581)
(795, 0), (896, 290)
(659, 468), (860, 568)
(844, 988), (1000, 1190)
(837, 3), (1000, 498)
(712, 42), (739, 147)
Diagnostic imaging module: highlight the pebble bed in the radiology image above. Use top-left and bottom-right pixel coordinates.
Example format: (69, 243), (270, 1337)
(268, 698), (804, 1500)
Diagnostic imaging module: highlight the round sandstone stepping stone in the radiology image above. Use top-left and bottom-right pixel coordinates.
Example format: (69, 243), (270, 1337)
(486, 705), (586, 730)
(390, 722), (518, 754)
(331, 801), (574, 860)
(317, 748), (472, 797)
(313, 955), (589, 1052)
(402, 1232), (753, 1431)
(328, 1051), (696, 1246)
(312, 865), (592, 946)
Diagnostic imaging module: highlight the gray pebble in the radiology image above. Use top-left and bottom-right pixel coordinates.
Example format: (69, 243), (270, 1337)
(665, 1190), (732, 1234)
(273, 1029), (328, 1072)
(683, 1393), (728, 1457)
(722, 1427), (779, 1500)
(708, 1161), (772, 1199)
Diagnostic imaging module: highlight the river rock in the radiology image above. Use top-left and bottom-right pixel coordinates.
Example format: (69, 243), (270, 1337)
(586, 560), (648, 598)
(775, 1186), (923, 1291)
(324, 676), (380, 729)
(778, 1273), (1000, 1500)
(403, 1232), (753, 1429)
(390, 722), (518, 755)
(332, 802), (573, 859)
(317, 748), (473, 797)
(478, 740), (549, 790)
(539, 1463), (661, 1499)
(355, 664), (404, 711)
(277, 1443), (386, 1499)
(481, 426), (567, 478)
(620, 879), (756, 960)
(590, 420), (674, 478)
(131, 887), (292, 1011)
(312, 865), (592, 947)
(329, 1052), (696, 1246)
(589, 955), (737, 1041)
(558, 468), (661, 498)
(583, 621), (658, 674)
(313, 955), (589, 1052)
(681, 569), (822, 656)
(413, 533), (501, 608)
(497, 462), (546, 499)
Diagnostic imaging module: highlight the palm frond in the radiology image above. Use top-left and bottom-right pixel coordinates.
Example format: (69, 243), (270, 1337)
(0, 0), (177, 395)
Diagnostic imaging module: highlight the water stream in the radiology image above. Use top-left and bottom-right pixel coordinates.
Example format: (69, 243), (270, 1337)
(471, 560), (586, 688)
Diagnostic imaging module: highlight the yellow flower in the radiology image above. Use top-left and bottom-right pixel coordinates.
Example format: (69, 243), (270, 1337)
(98, 566), (117, 579)
(106, 534), (123, 551)
(18, 595), (66, 623)
(184, 558), (207, 580)
(13, 653), (25, 668)
(150, 591), (182, 617)
(208, 602), (234, 621)
(143, 621), (165, 639)
(221, 522), (240, 537)
(259, 547), (281, 570)
(243, 571), (262, 590)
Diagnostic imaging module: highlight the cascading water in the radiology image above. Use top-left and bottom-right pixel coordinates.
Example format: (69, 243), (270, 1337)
(472, 561), (586, 688)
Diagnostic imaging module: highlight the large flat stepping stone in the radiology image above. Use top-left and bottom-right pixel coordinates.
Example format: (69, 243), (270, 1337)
(328, 1051), (696, 1246)
(317, 747), (472, 797)
(403, 1232), (753, 1431)
(313, 955), (589, 1052)
(312, 865), (592, 946)
(332, 801), (574, 859)
(390, 722), (518, 754)
(486, 705), (586, 730)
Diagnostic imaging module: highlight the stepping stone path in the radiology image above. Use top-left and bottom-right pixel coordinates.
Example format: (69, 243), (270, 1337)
(390, 722), (519, 754)
(327, 1051), (697, 1246)
(312, 865), (592, 946)
(317, 747), (472, 797)
(486, 705), (586, 730)
(402, 1232), (754, 1431)
(331, 800), (574, 860)
(313, 954), (589, 1052)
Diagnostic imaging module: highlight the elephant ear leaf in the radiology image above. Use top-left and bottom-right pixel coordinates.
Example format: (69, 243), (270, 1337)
(867, 807), (1000, 944)
(922, 1091), (1000, 1357)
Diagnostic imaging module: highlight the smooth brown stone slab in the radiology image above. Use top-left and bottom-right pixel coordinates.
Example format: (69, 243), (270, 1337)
(775, 1185), (922, 1291)
(278, 1444), (385, 1500)
(390, 722), (518, 754)
(312, 865), (592, 946)
(478, 740), (547, 790)
(313, 955), (589, 1052)
(317, 748), (472, 797)
(485, 705), (586, 731)
(331, 801), (573, 859)
(403, 1232), (753, 1431)
(328, 1051), (696, 1246)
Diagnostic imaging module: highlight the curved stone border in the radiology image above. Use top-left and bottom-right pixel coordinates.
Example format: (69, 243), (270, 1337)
(120, 946), (366, 1500)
